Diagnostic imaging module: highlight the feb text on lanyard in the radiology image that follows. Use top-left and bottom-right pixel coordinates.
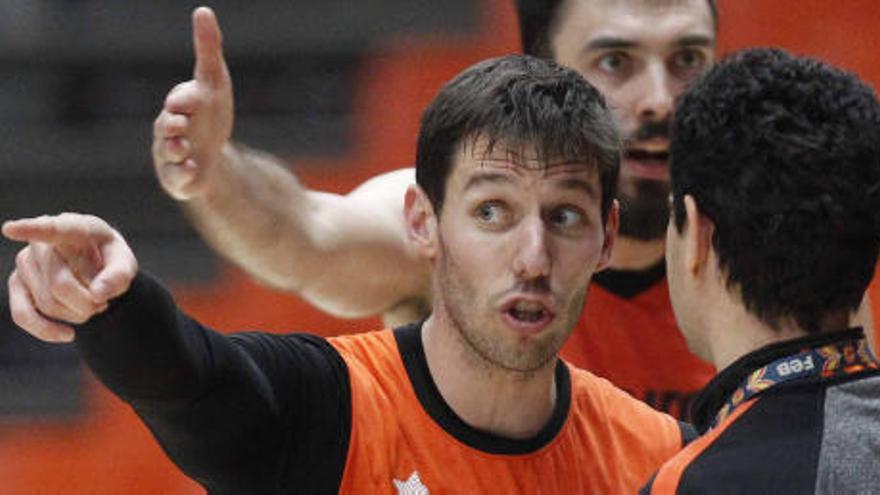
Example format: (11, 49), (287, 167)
(714, 337), (879, 428)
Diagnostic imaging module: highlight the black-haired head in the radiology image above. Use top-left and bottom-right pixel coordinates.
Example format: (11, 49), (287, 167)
(671, 48), (880, 333)
(416, 54), (621, 222)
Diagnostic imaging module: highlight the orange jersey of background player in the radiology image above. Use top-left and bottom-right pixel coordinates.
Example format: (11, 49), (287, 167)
(562, 270), (716, 420)
(867, 266), (880, 349)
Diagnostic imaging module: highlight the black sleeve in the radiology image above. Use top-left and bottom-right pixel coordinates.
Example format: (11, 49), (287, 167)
(639, 473), (658, 495)
(74, 271), (351, 494)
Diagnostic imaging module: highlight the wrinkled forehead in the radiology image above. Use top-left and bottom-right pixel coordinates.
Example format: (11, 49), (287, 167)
(451, 137), (600, 183)
(554, 0), (715, 48)
(463, 135), (594, 166)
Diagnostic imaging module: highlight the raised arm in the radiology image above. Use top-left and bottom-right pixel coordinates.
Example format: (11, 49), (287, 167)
(151, 8), (430, 322)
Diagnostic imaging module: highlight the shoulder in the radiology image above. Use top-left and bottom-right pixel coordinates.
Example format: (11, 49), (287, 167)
(230, 331), (342, 365)
(226, 331), (355, 400)
(567, 363), (664, 418)
(328, 328), (397, 358)
(567, 363), (685, 452)
(327, 328), (405, 380)
(346, 167), (416, 208)
(350, 168), (415, 194)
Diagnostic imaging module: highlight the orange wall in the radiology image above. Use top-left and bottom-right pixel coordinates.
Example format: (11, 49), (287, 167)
(718, 0), (880, 81)
(4, 1), (880, 492)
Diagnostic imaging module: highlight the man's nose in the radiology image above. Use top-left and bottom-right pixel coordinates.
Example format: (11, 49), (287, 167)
(512, 217), (551, 280)
(635, 61), (674, 123)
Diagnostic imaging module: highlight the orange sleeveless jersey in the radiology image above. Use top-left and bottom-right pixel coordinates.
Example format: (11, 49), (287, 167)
(561, 279), (717, 419)
(328, 329), (684, 494)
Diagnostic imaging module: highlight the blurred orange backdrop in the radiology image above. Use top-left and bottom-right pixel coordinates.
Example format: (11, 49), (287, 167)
(2, 1), (879, 492)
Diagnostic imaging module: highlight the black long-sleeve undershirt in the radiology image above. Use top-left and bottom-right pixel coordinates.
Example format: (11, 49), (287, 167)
(74, 272), (352, 494)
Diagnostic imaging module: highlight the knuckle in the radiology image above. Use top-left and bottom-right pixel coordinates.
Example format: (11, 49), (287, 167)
(8, 301), (41, 336)
(166, 81), (188, 99)
(167, 113), (183, 128)
(32, 290), (57, 315)
(117, 273), (134, 294)
(153, 113), (166, 136)
(152, 139), (165, 162)
(15, 248), (28, 268)
(66, 311), (90, 325)
(48, 271), (75, 299)
(83, 214), (108, 232)
(57, 212), (76, 224)
(33, 242), (52, 258)
(103, 271), (126, 291)
(167, 81), (201, 105)
(164, 140), (183, 160)
(30, 324), (60, 343)
(9, 304), (33, 330)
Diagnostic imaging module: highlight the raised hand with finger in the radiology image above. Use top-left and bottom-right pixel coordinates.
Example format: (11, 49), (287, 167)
(152, 6), (234, 201)
(3, 213), (139, 343)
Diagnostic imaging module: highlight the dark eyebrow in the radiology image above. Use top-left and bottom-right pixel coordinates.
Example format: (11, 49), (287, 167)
(463, 171), (597, 199)
(585, 33), (715, 52)
(463, 171), (514, 192)
(557, 177), (597, 198)
(585, 36), (637, 51)
(677, 34), (715, 48)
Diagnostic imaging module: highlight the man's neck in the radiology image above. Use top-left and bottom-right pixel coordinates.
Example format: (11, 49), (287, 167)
(703, 300), (848, 370)
(608, 235), (666, 271)
(420, 314), (558, 440)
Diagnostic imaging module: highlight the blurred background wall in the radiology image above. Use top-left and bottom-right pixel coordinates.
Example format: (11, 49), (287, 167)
(0, 0), (878, 492)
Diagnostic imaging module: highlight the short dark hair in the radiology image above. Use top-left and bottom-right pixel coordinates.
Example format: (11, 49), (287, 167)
(516, 0), (719, 58)
(671, 48), (880, 333)
(416, 54), (620, 221)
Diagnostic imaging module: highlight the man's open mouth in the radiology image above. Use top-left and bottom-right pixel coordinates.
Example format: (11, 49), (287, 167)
(626, 148), (670, 163)
(508, 300), (550, 323)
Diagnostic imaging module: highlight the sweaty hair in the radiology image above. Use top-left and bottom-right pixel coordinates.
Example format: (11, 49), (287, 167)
(416, 54), (620, 220)
(671, 48), (880, 333)
(516, 0), (719, 58)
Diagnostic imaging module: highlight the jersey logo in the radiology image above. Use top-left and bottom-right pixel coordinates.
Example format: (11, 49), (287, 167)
(393, 471), (429, 495)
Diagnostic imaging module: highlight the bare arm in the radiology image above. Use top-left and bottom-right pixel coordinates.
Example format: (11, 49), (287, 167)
(189, 148), (429, 318)
(152, 8), (430, 320)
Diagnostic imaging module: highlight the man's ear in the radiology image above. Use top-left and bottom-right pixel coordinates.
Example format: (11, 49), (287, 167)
(404, 185), (438, 259)
(683, 194), (714, 276)
(596, 199), (619, 271)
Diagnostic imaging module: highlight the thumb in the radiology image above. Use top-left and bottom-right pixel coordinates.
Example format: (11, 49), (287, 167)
(88, 231), (138, 303)
(89, 276), (120, 302)
(192, 6), (228, 89)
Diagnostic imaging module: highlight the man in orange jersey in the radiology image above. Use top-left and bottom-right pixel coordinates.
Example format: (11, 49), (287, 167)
(6, 55), (693, 494)
(641, 48), (880, 494)
(149, 1), (718, 420)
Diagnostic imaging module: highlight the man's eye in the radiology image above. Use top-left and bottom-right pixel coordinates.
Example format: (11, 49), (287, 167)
(475, 202), (507, 225)
(548, 207), (584, 229)
(671, 49), (707, 72)
(596, 52), (630, 74)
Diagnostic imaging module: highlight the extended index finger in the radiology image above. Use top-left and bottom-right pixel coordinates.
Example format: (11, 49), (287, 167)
(192, 6), (228, 89)
(2, 214), (113, 246)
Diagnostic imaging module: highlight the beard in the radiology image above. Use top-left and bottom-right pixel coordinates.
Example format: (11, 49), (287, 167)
(435, 234), (583, 374)
(618, 118), (673, 241)
(618, 177), (671, 241)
